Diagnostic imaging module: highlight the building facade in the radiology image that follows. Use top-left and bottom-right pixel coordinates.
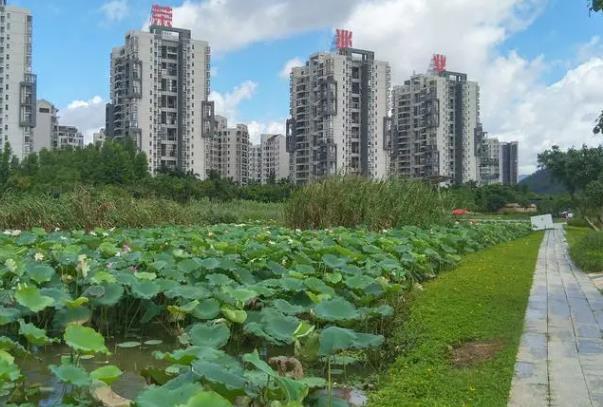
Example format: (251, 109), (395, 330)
(0, 1), (36, 159)
(33, 99), (57, 152)
(56, 125), (83, 149)
(208, 115), (249, 184)
(501, 141), (519, 185)
(286, 47), (391, 184)
(249, 134), (289, 184)
(479, 137), (502, 185)
(93, 129), (106, 145)
(390, 69), (482, 184)
(106, 23), (214, 177)
(248, 143), (261, 183)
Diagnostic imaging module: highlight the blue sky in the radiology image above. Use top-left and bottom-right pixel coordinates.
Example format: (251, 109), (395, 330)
(7, 0), (603, 173)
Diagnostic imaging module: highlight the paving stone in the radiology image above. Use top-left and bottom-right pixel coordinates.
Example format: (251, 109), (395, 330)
(509, 226), (603, 407)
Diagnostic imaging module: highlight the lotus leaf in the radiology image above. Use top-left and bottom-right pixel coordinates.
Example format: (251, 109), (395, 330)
(271, 299), (305, 315)
(64, 324), (109, 354)
(188, 322), (230, 348)
(18, 320), (55, 346)
(190, 298), (221, 320)
(90, 365), (123, 385)
(50, 362), (91, 387)
(322, 254), (347, 269)
(165, 284), (210, 300)
(0, 350), (20, 382)
(314, 298), (360, 322)
(26, 263), (55, 284)
(15, 285), (55, 312)
(136, 382), (204, 407)
(221, 305), (247, 324)
(319, 326), (384, 355)
(53, 306), (92, 327)
(191, 349), (247, 392)
(90, 270), (117, 284)
(177, 391), (233, 407)
(130, 280), (160, 299)
(93, 283), (124, 306)
(0, 307), (20, 326)
(117, 341), (141, 348)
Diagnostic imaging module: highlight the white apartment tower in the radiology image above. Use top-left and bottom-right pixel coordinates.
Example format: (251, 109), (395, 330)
(107, 14), (214, 177)
(479, 137), (502, 185)
(0, 1), (36, 159)
(391, 59), (482, 184)
(287, 42), (391, 184)
(208, 115), (249, 184)
(258, 134), (289, 183)
(248, 143), (261, 183)
(33, 99), (57, 152)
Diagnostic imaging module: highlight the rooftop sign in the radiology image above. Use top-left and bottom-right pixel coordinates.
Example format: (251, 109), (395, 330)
(151, 5), (173, 28)
(432, 54), (447, 73)
(335, 29), (353, 50)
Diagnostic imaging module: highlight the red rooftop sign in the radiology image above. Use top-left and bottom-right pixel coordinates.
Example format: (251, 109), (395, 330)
(433, 54), (447, 73)
(335, 29), (353, 49)
(151, 5), (173, 27)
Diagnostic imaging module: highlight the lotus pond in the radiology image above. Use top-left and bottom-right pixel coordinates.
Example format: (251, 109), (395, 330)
(0, 222), (532, 406)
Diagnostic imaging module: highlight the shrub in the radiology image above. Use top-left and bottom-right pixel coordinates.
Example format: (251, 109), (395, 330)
(570, 230), (603, 273)
(284, 176), (452, 230)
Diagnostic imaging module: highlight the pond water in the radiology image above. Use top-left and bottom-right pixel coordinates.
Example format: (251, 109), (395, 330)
(18, 339), (369, 406)
(19, 340), (173, 405)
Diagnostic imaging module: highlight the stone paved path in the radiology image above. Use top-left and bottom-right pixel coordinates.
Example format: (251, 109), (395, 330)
(509, 225), (603, 406)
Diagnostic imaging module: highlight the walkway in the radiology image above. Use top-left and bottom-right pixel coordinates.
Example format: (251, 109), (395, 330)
(509, 225), (603, 406)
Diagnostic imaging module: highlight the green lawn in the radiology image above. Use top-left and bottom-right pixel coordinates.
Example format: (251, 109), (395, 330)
(369, 232), (543, 407)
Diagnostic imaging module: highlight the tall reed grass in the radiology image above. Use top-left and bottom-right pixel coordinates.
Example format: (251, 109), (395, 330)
(0, 187), (283, 230)
(284, 176), (452, 230)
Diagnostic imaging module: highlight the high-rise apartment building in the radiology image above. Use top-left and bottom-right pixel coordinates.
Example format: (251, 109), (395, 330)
(248, 143), (261, 183)
(479, 137), (502, 185)
(501, 141), (519, 185)
(0, 1), (36, 159)
(390, 57), (482, 184)
(249, 134), (289, 184)
(33, 99), (57, 152)
(106, 7), (215, 177)
(286, 35), (391, 184)
(208, 115), (249, 184)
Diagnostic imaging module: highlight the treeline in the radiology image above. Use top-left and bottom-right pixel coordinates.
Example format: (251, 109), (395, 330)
(538, 145), (603, 225)
(0, 141), (296, 203)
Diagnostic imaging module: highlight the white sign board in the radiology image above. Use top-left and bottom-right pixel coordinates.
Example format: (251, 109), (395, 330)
(531, 214), (554, 231)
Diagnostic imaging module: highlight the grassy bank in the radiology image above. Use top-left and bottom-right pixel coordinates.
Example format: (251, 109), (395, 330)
(370, 232), (543, 407)
(0, 188), (283, 230)
(566, 226), (603, 273)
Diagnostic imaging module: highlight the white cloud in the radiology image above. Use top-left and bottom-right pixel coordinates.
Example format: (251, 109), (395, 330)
(172, 0), (356, 52)
(210, 80), (258, 123)
(101, 0), (129, 23)
(59, 96), (106, 144)
(279, 57), (304, 79)
(247, 120), (286, 144)
(493, 57), (603, 174)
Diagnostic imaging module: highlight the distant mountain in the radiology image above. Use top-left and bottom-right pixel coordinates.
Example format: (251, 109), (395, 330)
(519, 169), (567, 195)
(518, 174), (529, 183)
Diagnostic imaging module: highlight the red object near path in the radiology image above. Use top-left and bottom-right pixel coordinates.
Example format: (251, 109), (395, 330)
(452, 209), (467, 216)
